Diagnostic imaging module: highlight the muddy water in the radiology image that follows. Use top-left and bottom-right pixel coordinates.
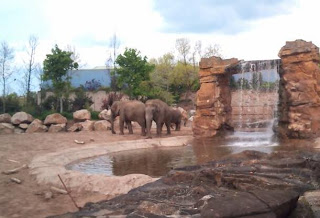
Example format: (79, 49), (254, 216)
(66, 131), (314, 177)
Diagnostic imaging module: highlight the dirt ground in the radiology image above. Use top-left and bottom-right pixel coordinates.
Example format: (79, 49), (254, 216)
(0, 127), (192, 218)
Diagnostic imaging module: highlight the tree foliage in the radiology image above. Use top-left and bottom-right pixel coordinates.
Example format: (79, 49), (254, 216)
(42, 44), (78, 112)
(115, 48), (154, 98)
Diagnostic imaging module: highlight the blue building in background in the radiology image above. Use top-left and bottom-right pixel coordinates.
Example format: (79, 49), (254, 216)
(42, 66), (112, 90)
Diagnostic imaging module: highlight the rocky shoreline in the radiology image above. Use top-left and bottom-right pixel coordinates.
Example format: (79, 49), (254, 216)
(55, 150), (320, 217)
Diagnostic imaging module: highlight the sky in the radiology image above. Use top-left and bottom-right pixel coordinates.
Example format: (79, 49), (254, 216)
(1, 0), (319, 93)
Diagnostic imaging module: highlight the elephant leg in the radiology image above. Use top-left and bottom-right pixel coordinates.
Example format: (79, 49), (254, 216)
(119, 116), (125, 135)
(127, 121), (133, 134)
(111, 116), (116, 134)
(146, 115), (153, 139)
(138, 120), (146, 136)
(156, 122), (162, 137)
(165, 122), (171, 135)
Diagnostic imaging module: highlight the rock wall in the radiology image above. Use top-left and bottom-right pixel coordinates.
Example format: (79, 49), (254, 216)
(192, 57), (238, 137)
(277, 40), (320, 139)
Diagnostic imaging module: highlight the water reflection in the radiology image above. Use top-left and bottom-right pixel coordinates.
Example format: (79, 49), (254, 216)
(66, 131), (299, 177)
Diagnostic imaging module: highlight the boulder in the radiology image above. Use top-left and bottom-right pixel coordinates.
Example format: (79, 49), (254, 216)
(0, 113), (11, 123)
(44, 113), (67, 125)
(94, 120), (111, 131)
(67, 123), (83, 132)
(80, 120), (95, 131)
(98, 109), (111, 121)
(11, 112), (33, 125)
(0, 123), (14, 134)
(48, 124), (66, 133)
(26, 119), (48, 133)
(19, 123), (29, 130)
(73, 109), (91, 121)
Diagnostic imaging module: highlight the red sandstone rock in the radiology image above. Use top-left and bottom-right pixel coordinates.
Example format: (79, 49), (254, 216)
(278, 39), (320, 138)
(26, 119), (48, 133)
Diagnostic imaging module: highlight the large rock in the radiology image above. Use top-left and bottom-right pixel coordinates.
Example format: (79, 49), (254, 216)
(73, 109), (91, 121)
(11, 112), (34, 125)
(48, 124), (66, 133)
(94, 120), (111, 131)
(80, 120), (95, 131)
(60, 150), (320, 217)
(98, 109), (111, 121)
(0, 123), (14, 134)
(26, 119), (48, 133)
(278, 40), (320, 139)
(0, 113), (11, 123)
(44, 113), (67, 125)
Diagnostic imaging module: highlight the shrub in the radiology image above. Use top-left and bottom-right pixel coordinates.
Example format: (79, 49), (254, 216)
(71, 87), (93, 111)
(91, 111), (99, 120)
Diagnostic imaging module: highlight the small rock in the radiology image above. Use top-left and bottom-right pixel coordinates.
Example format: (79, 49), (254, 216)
(74, 140), (85, 144)
(0, 113), (11, 123)
(48, 123), (66, 133)
(14, 128), (25, 134)
(73, 109), (91, 122)
(68, 123), (83, 132)
(19, 123), (29, 129)
(44, 191), (53, 200)
(44, 113), (67, 125)
(11, 112), (33, 125)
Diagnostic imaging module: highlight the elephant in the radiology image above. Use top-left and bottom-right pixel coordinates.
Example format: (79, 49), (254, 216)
(169, 108), (182, 131)
(145, 99), (171, 138)
(110, 100), (146, 136)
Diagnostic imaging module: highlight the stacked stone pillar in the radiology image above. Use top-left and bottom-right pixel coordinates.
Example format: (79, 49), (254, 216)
(278, 40), (320, 138)
(192, 57), (238, 137)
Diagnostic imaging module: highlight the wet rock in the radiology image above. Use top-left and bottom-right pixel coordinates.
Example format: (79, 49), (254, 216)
(48, 124), (66, 133)
(94, 120), (111, 131)
(80, 120), (95, 131)
(11, 112), (33, 125)
(278, 40), (320, 139)
(0, 113), (11, 123)
(44, 113), (67, 125)
(57, 150), (320, 217)
(19, 123), (29, 129)
(26, 119), (48, 133)
(73, 109), (91, 122)
(98, 109), (111, 121)
(67, 123), (83, 132)
(0, 123), (14, 134)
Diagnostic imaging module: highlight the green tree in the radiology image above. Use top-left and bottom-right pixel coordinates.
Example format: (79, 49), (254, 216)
(115, 48), (154, 98)
(42, 45), (78, 113)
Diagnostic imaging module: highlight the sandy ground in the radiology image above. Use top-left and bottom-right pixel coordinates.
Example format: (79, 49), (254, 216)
(0, 127), (192, 218)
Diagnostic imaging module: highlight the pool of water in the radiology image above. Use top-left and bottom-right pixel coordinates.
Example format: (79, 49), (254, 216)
(66, 130), (314, 177)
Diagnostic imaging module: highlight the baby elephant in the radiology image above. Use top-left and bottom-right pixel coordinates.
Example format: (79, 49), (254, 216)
(169, 108), (183, 131)
(110, 100), (146, 136)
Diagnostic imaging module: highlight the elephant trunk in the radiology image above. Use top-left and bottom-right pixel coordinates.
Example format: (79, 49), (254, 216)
(111, 114), (116, 134)
(145, 111), (153, 138)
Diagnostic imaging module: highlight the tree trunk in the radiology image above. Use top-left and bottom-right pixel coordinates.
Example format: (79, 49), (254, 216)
(60, 97), (63, 113)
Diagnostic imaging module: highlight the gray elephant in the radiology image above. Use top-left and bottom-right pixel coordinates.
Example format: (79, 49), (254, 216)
(169, 108), (182, 131)
(110, 100), (146, 136)
(145, 99), (171, 138)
